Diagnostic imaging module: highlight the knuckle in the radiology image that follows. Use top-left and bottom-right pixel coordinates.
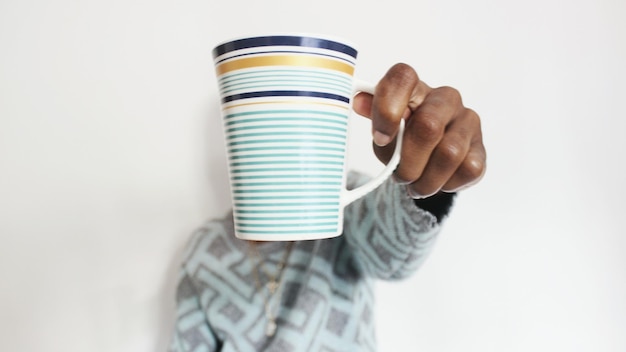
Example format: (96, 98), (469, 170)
(464, 108), (481, 126)
(385, 63), (419, 88)
(376, 104), (405, 123)
(437, 86), (462, 103)
(436, 86), (462, 106)
(413, 114), (444, 144)
(459, 156), (486, 181)
(437, 142), (465, 166)
(390, 63), (418, 80)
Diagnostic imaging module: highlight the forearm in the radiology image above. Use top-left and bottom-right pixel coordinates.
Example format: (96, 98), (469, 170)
(342, 174), (453, 280)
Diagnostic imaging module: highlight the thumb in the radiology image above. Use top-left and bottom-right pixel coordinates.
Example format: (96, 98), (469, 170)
(352, 92), (374, 118)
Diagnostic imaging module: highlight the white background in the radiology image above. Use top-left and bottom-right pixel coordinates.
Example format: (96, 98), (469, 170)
(1, 0), (625, 351)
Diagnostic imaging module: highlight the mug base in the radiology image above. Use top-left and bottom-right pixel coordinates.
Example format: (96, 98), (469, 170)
(234, 231), (343, 242)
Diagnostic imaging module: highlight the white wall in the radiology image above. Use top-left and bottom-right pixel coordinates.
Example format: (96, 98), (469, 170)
(1, 0), (624, 351)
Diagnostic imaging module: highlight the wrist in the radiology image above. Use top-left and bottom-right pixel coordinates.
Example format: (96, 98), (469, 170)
(411, 191), (456, 223)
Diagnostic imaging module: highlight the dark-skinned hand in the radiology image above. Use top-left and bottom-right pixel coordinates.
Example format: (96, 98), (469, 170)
(353, 63), (486, 199)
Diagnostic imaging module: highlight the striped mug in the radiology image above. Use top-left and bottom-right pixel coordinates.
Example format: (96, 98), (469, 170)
(213, 34), (404, 241)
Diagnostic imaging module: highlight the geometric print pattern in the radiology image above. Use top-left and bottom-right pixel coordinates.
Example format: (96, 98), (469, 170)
(169, 173), (442, 352)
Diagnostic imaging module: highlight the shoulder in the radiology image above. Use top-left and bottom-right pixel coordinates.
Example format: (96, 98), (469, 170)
(180, 212), (246, 272)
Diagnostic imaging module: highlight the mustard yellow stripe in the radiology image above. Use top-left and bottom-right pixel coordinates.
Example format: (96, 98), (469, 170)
(223, 100), (350, 111)
(216, 55), (354, 76)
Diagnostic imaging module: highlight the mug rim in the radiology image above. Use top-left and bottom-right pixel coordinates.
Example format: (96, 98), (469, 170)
(212, 32), (359, 58)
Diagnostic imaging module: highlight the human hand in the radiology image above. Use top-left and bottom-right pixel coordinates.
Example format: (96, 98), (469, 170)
(353, 63), (486, 199)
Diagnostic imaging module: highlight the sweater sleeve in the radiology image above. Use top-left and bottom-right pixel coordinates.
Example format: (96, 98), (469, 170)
(168, 235), (219, 351)
(169, 270), (218, 352)
(342, 172), (452, 280)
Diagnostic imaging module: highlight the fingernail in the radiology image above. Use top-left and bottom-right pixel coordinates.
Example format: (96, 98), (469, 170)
(373, 131), (392, 146)
(406, 186), (426, 199)
(392, 172), (412, 185)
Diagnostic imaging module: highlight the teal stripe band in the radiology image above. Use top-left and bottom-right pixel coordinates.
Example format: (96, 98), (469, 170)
(225, 110), (347, 120)
(231, 168), (343, 174)
(220, 82), (352, 96)
(230, 160), (344, 167)
(220, 73), (351, 85)
(235, 202), (340, 207)
(235, 208), (339, 214)
(229, 146), (345, 154)
(234, 195), (338, 201)
(232, 188), (340, 194)
(226, 117), (347, 127)
(228, 139), (346, 147)
(236, 222), (338, 228)
(228, 131), (345, 140)
(229, 153), (343, 161)
(232, 181), (342, 187)
(221, 76), (351, 89)
(226, 124), (347, 134)
(219, 69), (352, 84)
(236, 228), (337, 235)
(235, 215), (338, 221)
(231, 174), (343, 180)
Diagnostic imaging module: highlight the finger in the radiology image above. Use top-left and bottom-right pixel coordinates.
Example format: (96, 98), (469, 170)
(371, 63), (428, 147)
(441, 140), (487, 192)
(406, 107), (478, 197)
(441, 109), (486, 191)
(352, 92), (373, 118)
(392, 86), (461, 184)
(353, 91), (399, 166)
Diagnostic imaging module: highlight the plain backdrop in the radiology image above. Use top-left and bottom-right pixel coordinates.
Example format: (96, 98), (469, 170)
(1, 0), (625, 351)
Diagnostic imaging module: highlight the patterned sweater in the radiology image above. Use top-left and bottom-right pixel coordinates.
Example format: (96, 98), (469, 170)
(169, 174), (452, 351)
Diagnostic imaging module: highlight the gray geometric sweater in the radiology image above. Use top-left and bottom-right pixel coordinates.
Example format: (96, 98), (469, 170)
(169, 173), (449, 352)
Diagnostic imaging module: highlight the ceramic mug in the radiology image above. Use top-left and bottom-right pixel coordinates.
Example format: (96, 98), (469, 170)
(213, 34), (404, 241)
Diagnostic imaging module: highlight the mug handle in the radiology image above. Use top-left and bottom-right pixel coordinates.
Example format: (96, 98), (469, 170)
(340, 79), (405, 207)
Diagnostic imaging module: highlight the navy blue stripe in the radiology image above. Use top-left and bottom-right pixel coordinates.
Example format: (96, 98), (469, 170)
(215, 50), (355, 65)
(213, 36), (358, 59)
(222, 91), (349, 104)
